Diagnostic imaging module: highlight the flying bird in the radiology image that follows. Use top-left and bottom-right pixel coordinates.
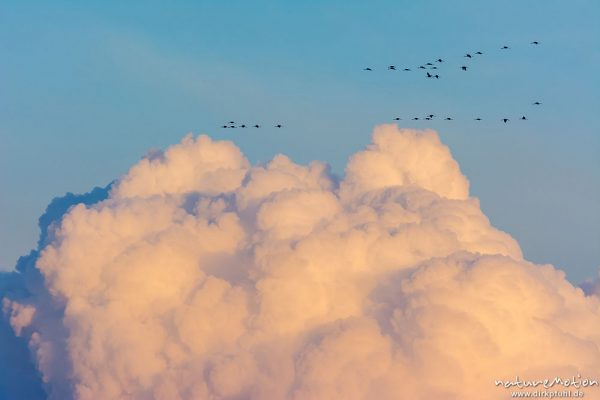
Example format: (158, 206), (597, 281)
(221, 125), (228, 128)
(393, 117), (402, 121)
(436, 58), (443, 63)
(475, 51), (483, 55)
(240, 124), (246, 128)
(275, 124), (283, 128)
(412, 117), (420, 120)
(434, 74), (439, 79)
(430, 66), (438, 69)
(533, 101), (541, 105)
(521, 116), (527, 120)
(403, 68), (411, 71)
(418, 66), (426, 69)
(425, 117), (432, 120)
(388, 65), (396, 70)
(228, 121), (235, 124)
(531, 41), (539, 45)
(426, 62), (433, 66)
(426, 72), (432, 78)
(445, 117), (453, 120)
(363, 67), (372, 71)
(254, 124), (260, 128)
(461, 66), (468, 71)
(428, 114), (435, 118)
(503, 118), (509, 123)
(474, 118), (482, 121)
(464, 53), (472, 58)
(501, 45), (510, 49)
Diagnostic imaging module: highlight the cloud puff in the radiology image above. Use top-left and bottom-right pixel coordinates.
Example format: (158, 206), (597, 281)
(3, 125), (600, 399)
(112, 134), (249, 199)
(340, 127), (469, 201)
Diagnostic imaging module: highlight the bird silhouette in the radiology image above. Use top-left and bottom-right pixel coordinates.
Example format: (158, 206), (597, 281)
(240, 124), (246, 128)
(393, 117), (402, 121)
(418, 66), (426, 69)
(501, 45), (510, 49)
(363, 67), (372, 71)
(533, 101), (541, 105)
(461, 66), (468, 71)
(464, 53), (472, 58)
(430, 66), (438, 69)
(426, 62), (433, 66)
(445, 117), (453, 120)
(502, 118), (509, 123)
(428, 114), (435, 118)
(437, 58), (443, 63)
(425, 117), (432, 120)
(531, 41), (539, 45)
(434, 74), (439, 79)
(426, 72), (432, 78)
(254, 124), (260, 128)
(403, 68), (411, 71)
(388, 65), (396, 70)
(275, 124), (283, 128)
(521, 116), (527, 120)
(412, 117), (420, 120)
(474, 118), (482, 121)
(221, 125), (228, 128)
(229, 125), (236, 128)
(228, 121), (235, 124)
(475, 51), (483, 55)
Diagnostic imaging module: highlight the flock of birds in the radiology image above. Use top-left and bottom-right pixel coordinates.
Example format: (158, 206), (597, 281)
(220, 41), (543, 129)
(221, 122), (283, 129)
(361, 41), (543, 124)
(390, 101), (542, 124)
(363, 41), (540, 75)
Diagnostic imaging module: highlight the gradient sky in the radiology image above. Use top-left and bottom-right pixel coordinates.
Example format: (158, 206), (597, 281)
(1, 0), (599, 283)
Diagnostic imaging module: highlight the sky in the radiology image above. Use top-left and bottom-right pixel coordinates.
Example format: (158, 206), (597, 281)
(1, 0), (599, 283)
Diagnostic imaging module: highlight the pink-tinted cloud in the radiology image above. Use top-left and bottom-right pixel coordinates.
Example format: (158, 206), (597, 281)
(4, 125), (599, 400)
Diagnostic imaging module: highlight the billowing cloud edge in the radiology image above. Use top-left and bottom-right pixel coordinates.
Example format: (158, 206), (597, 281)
(2, 125), (599, 400)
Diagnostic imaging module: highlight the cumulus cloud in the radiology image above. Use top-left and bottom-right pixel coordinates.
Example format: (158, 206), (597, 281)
(2, 125), (599, 399)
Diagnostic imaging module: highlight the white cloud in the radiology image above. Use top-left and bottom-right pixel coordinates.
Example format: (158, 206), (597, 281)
(3, 125), (599, 399)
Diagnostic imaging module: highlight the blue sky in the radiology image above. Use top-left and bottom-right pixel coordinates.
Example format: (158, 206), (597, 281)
(1, 0), (599, 283)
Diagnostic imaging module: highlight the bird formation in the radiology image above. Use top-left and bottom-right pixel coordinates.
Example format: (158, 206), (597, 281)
(362, 40), (542, 124)
(391, 102), (540, 124)
(221, 122), (283, 129)
(218, 41), (542, 132)
(362, 40), (540, 80)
